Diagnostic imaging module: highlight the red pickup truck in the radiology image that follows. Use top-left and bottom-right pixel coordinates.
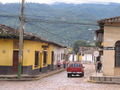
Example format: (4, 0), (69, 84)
(66, 63), (84, 77)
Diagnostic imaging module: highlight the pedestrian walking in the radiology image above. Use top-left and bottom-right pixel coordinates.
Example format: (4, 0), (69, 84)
(63, 60), (66, 68)
(96, 61), (102, 73)
(57, 60), (61, 69)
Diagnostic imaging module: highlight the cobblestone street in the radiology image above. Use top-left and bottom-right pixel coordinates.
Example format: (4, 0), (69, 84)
(0, 64), (120, 90)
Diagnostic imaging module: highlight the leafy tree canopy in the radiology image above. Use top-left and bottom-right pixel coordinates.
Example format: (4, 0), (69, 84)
(73, 40), (92, 54)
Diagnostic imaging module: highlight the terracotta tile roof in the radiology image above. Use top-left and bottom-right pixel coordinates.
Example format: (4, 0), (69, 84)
(98, 16), (120, 24)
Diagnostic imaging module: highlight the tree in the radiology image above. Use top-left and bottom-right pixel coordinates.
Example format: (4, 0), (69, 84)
(73, 40), (91, 54)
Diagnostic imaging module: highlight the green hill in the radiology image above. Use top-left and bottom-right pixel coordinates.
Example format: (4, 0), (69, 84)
(0, 3), (120, 46)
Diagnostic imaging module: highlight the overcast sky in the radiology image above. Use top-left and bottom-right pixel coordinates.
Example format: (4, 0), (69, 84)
(0, 0), (120, 4)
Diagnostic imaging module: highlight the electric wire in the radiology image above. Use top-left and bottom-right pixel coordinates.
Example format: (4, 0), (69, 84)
(27, 22), (72, 45)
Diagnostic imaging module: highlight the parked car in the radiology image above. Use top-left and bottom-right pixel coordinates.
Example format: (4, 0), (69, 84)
(66, 63), (84, 77)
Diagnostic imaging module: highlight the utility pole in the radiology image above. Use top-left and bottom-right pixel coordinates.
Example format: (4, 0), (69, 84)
(18, 0), (25, 78)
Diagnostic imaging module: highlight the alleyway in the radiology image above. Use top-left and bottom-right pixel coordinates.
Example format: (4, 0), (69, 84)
(0, 64), (120, 90)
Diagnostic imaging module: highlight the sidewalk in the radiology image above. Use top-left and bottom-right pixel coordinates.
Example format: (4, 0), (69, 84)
(0, 69), (65, 81)
(88, 72), (120, 84)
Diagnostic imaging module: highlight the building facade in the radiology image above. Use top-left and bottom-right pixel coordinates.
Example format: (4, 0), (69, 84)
(0, 24), (67, 75)
(96, 16), (120, 76)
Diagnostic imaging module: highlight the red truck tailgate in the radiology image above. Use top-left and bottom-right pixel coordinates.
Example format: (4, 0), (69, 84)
(67, 67), (83, 72)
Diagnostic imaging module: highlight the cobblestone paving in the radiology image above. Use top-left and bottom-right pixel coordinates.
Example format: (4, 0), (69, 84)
(0, 64), (120, 90)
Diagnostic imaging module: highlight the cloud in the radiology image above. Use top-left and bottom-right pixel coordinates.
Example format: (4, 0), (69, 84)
(0, 0), (120, 4)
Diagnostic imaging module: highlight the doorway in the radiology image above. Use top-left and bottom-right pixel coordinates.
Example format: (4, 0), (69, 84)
(115, 41), (120, 67)
(51, 51), (54, 70)
(13, 51), (19, 73)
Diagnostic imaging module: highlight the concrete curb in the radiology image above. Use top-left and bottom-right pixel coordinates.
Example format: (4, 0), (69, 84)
(88, 79), (120, 84)
(88, 75), (120, 84)
(0, 69), (65, 81)
(33, 69), (65, 81)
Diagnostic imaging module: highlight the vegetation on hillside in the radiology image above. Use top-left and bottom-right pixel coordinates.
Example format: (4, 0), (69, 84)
(73, 40), (92, 54)
(0, 3), (120, 46)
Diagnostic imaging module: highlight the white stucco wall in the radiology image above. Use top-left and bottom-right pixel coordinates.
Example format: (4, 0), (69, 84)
(53, 47), (65, 65)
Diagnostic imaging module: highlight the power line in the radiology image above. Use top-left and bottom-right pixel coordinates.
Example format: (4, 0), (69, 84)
(0, 14), (19, 18)
(0, 13), (99, 26)
(0, 12), (120, 28)
(27, 22), (72, 45)
(27, 22), (71, 41)
(0, 13), (95, 46)
(25, 17), (98, 26)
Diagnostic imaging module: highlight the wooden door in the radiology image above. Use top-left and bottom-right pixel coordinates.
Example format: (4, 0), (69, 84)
(51, 51), (54, 65)
(13, 51), (19, 72)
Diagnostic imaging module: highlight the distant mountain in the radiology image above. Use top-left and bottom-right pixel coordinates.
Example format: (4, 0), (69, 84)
(0, 3), (120, 46)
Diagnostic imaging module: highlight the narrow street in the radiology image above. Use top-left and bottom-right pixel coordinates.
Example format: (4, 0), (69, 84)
(0, 63), (120, 90)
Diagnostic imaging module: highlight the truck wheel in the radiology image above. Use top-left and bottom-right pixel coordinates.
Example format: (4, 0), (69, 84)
(81, 72), (84, 77)
(67, 73), (71, 77)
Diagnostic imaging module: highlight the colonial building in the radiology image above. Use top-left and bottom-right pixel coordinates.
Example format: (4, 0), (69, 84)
(96, 16), (120, 76)
(0, 24), (66, 75)
(79, 47), (98, 62)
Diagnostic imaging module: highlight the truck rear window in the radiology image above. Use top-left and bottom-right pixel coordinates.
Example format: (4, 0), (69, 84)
(69, 64), (82, 67)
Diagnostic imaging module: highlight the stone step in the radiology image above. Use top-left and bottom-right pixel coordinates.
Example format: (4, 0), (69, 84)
(89, 76), (120, 84)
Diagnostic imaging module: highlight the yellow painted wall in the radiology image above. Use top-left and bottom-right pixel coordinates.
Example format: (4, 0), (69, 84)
(0, 39), (13, 66)
(23, 40), (48, 69)
(0, 38), (57, 71)
(77, 54), (83, 62)
(79, 55), (82, 61)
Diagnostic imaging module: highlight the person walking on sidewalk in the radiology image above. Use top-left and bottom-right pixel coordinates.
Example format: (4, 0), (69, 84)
(57, 60), (61, 69)
(63, 60), (67, 68)
(96, 61), (102, 73)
